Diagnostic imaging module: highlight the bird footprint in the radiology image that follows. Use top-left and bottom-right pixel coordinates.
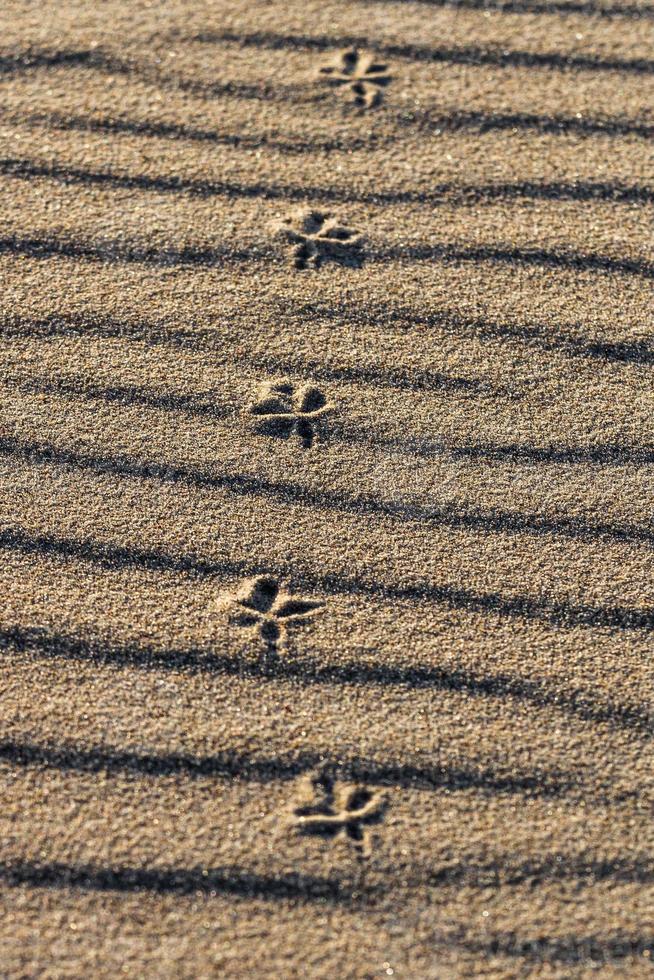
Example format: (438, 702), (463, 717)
(292, 770), (388, 859)
(318, 48), (392, 108)
(227, 575), (323, 653)
(275, 209), (364, 270)
(249, 379), (333, 448)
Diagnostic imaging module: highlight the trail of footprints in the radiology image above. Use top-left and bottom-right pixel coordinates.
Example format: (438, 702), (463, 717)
(230, 373), (387, 854)
(230, 390), (390, 855)
(232, 47), (389, 857)
(12, 31), (636, 902)
(27, 36), (628, 876)
(22, 48), (410, 867)
(273, 49), (390, 269)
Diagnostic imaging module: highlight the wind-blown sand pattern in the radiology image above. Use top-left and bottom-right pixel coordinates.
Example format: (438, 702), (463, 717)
(0, 0), (653, 976)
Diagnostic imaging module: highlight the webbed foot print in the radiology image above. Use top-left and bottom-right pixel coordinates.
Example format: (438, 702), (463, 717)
(249, 380), (333, 448)
(275, 209), (364, 269)
(318, 48), (392, 108)
(228, 575), (323, 653)
(292, 770), (389, 859)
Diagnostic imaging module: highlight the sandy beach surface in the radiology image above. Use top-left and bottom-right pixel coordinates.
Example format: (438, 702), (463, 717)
(0, 0), (653, 976)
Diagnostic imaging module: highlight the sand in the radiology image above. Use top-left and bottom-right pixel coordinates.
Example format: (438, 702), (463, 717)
(0, 0), (652, 976)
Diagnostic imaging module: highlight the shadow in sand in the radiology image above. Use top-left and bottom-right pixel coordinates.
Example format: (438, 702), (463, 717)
(0, 739), (576, 798)
(399, 106), (654, 141)
(3, 308), (654, 372)
(4, 375), (235, 423)
(4, 158), (654, 207)
(0, 860), (350, 901)
(373, 242), (654, 281)
(15, 110), (390, 154)
(357, 0), (654, 18)
(463, 931), (654, 963)
(192, 30), (654, 76)
(1, 621), (651, 734)
(2, 230), (651, 282)
(1, 434), (653, 549)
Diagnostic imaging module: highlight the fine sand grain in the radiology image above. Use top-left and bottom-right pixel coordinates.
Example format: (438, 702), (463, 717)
(0, 0), (653, 977)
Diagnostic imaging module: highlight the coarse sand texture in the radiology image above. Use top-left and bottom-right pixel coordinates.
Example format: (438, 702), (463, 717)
(0, 0), (653, 977)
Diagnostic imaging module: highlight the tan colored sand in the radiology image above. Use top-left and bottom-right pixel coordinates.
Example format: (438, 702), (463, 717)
(0, 0), (653, 976)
